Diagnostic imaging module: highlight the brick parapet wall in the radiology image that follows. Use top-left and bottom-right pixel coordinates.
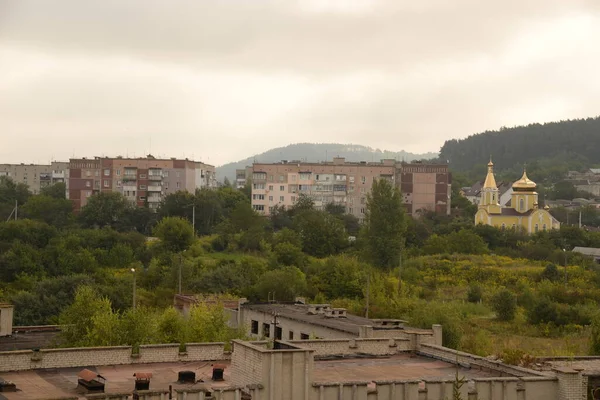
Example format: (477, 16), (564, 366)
(288, 338), (411, 357)
(0, 343), (227, 372)
(419, 344), (550, 377)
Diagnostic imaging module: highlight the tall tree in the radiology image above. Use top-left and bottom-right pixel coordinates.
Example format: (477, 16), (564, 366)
(152, 216), (195, 253)
(21, 195), (73, 227)
(40, 182), (67, 199)
(79, 192), (134, 230)
(363, 178), (407, 269)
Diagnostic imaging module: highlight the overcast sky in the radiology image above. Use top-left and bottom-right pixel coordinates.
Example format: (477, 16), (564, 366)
(1, 0), (599, 166)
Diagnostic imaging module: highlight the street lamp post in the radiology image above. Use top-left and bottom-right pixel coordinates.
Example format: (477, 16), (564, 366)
(131, 267), (137, 310)
(563, 248), (568, 289)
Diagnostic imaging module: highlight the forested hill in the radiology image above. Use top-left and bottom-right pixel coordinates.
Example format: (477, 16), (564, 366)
(217, 143), (436, 181)
(439, 117), (600, 174)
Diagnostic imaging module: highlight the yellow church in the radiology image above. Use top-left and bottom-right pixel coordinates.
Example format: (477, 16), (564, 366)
(475, 159), (560, 233)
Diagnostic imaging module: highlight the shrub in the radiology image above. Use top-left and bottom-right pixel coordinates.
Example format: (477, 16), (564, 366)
(491, 288), (517, 321)
(467, 285), (482, 303)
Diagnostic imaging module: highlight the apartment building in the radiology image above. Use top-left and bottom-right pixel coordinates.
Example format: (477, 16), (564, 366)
(250, 158), (450, 219)
(235, 167), (252, 189)
(68, 155), (217, 211)
(0, 161), (69, 194)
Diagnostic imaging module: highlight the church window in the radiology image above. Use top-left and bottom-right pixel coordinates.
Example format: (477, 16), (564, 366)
(492, 194), (495, 202)
(543, 224), (547, 231)
(535, 224), (539, 233)
(519, 198), (525, 211)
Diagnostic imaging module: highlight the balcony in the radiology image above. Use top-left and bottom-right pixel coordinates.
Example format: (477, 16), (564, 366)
(52, 171), (65, 179)
(149, 173), (163, 180)
(148, 196), (162, 202)
(147, 185), (162, 192)
(122, 175), (137, 181)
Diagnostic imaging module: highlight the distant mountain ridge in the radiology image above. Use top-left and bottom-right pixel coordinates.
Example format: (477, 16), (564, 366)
(216, 143), (437, 182)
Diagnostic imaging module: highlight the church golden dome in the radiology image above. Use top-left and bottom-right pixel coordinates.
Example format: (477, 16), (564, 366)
(512, 169), (536, 191)
(483, 158), (497, 189)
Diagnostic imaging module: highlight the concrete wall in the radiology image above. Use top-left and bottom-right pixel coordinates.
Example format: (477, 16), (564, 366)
(288, 338), (411, 357)
(239, 307), (357, 340)
(0, 304), (13, 336)
(418, 344), (549, 378)
(0, 343), (228, 372)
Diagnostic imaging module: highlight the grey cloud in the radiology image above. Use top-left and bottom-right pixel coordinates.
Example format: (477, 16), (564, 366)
(0, 0), (599, 165)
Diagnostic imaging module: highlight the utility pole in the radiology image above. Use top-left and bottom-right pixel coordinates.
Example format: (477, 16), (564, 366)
(131, 268), (137, 310)
(563, 249), (568, 289)
(178, 253), (183, 295)
(192, 204), (196, 234)
(579, 210), (582, 229)
(397, 252), (403, 294)
(14, 200), (17, 220)
(365, 269), (370, 319)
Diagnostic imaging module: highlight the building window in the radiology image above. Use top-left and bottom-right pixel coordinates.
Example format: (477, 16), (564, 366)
(252, 194), (265, 200)
(103, 169), (110, 176)
(139, 196), (146, 201)
(291, 175), (297, 182)
(176, 172), (181, 178)
(279, 196), (284, 202)
(289, 331), (294, 340)
(360, 188), (366, 194)
(251, 320), (259, 334)
(165, 183), (169, 189)
(268, 185), (273, 190)
(269, 196), (273, 201)
(86, 171), (91, 177)
(263, 323), (270, 338)
(279, 175), (284, 182)
(253, 205), (265, 211)
(361, 176), (366, 184)
(291, 196), (296, 202)
(163, 171), (169, 177)
(86, 191), (92, 197)
(275, 326), (282, 340)
(300, 333), (309, 340)
(360, 197), (366, 205)
(117, 180), (122, 187)
(299, 173), (311, 180)
(103, 180), (109, 188)
(280, 185), (285, 191)
(348, 207), (353, 214)
(520, 198), (525, 211)
(535, 224), (539, 233)
(253, 183), (265, 190)
(360, 208), (365, 214)
(139, 185), (147, 190)
(543, 224), (547, 231)
(269, 175), (274, 182)
(139, 174), (147, 179)
(85, 181), (91, 187)
(116, 169), (121, 176)
(95, 170), (99, 176)
(176, 182), (180, 188)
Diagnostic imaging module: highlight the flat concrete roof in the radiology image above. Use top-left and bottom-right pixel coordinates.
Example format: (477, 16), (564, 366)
(243, 303), (411, 335)
(313, 353), (498, 384)
(0, 354), (501, 399)
(0, 361), (232, 400)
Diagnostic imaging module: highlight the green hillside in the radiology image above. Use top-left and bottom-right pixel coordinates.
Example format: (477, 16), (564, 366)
(439, 117), (600, 180)
(216, 143), (437, 182)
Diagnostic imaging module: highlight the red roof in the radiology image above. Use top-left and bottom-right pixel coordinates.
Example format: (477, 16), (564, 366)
(134, 372), (153, 380)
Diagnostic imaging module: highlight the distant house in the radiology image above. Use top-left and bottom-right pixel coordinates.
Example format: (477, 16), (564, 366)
(572, 247), (600, 264)
(462, 180), (512, 207)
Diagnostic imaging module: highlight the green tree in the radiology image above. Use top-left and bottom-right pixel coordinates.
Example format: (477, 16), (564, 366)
(293, 210), (348, 257)
(590, 315), (600, 355)
(467, 285), (482, 303)
(153, 217), (195, 253)
(273, 242), (306, 267)
(40, 182), (67, 199)
(491, 289), (517, 321)
(0, 176), (30, 219)
(194, 189), (224, 235)
(79, 192), (134, 230)
(363, 179), (407, 269)
(59, 286), (112, 347)
(21, 195), (73, 227)
(253, 266), (308, 301)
